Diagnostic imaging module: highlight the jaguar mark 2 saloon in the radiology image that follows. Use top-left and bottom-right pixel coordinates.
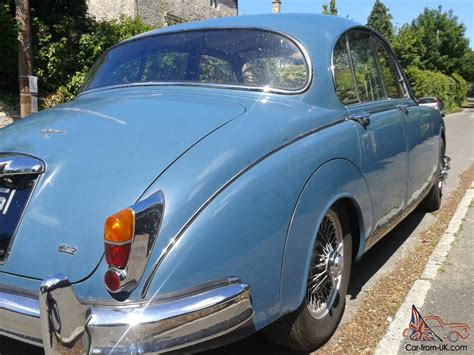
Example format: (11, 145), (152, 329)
(0, 14), (449, 353)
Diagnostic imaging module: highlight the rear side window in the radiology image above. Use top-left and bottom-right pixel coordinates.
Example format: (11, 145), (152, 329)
(333, 30), (408, 105)
(348, 32), (384, 102)
(372, 39), (402, 98)
(333, 35), (358, 104)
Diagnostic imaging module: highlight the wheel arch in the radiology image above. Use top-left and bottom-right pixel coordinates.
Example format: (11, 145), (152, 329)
(279, 158), (372, 315)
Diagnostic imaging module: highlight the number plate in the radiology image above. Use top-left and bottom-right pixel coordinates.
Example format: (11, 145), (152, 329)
(0, 179), (35, 261)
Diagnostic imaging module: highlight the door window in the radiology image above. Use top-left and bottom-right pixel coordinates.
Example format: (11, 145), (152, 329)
(372, 38), (403, 99)
(347, 32), (384, 102)
(333, 35), (358, 104)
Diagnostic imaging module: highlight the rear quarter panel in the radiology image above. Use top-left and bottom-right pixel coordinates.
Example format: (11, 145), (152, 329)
(143, 119), (370, 330)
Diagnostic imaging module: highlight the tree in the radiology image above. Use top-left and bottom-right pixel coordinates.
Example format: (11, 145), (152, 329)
(459, 50), (474, 82)
(391, 25), (425, 69)
(393, 6), (469, 75)
(321, 0), (337, 15)
(367, 0), (393, 40)
(0, 2), (18, 94)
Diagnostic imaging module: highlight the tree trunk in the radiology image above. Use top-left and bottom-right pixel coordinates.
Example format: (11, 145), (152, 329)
(16, 0), (33, 118)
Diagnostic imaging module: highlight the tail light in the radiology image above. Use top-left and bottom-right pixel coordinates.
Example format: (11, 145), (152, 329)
(103, 191), (164, 294)
(104, 208), (134, 269)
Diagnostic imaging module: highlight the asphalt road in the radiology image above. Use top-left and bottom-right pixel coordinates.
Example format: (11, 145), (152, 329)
(0, 102), (473, 355)
(398, 205), (474, 353)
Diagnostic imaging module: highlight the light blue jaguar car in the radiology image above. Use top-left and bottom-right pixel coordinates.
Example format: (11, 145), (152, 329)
(0, 13), (449, 353)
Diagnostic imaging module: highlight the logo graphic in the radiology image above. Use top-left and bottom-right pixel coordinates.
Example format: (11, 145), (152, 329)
(58, 243), (78, 256)
(403, 305), (470, 343)
(0, 187), (16, 215)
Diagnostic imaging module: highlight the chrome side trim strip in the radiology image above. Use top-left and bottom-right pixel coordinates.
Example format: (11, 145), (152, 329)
(0, 153), (45, 178)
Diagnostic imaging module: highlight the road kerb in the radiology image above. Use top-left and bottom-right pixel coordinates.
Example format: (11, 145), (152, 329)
(374, 182), (474, 354)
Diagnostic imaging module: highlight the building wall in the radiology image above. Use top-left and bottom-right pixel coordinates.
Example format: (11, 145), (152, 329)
(88, 0), (237, 26)
(88, 0), (136, 21)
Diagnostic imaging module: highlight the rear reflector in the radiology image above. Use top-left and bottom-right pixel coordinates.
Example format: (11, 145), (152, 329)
(104, 269), (121, 293)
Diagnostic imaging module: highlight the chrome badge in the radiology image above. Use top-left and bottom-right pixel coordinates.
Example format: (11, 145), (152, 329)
(41, 129), (67, 138)
(58, 243), (78, 255)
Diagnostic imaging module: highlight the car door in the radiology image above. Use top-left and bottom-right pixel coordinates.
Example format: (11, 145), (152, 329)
(372, 40), (438, 206)
(333, 31), (408, 236)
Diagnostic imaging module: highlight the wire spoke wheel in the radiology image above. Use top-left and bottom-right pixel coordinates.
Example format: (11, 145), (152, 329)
(306, 209), (344, 319)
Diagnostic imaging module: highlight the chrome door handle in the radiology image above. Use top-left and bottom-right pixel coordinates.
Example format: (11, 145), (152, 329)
(397, 104), (409, 114)
(349, 112), (371, 128)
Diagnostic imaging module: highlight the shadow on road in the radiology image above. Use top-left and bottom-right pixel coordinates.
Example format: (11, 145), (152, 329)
(348, 210), (426, 300)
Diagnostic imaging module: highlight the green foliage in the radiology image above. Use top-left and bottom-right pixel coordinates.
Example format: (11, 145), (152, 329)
(46, 15), (151, 104)
(367, 0), (393, 40)
(391, 25), (425, 69)
(405, 67), (467, 112)
(405, 66), (449, 105)
(32, 1), (152, 105)
(321, 0), (337, 15)
(450, 73), (467, 106)
(459, 50), (474, 83)
(0, 0), (152, 107)
(392, 6), (469, 75)
(0, 2), (18, 93)
(30, 0), (93, 94)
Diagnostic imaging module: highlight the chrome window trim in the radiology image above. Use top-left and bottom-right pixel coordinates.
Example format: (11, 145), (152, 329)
(330, 26), (417, 108)
(78, 27), (313, 96)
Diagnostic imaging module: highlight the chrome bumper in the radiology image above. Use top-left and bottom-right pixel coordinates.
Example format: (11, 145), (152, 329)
(0, 274), (253, 353)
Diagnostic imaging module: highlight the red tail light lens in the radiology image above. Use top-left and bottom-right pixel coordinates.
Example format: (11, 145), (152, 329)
(105, 243), (131, 269)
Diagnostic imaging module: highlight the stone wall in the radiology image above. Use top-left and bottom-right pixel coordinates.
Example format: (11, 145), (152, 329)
(88, 0), (237, 27)
(88, 0), (136, 21)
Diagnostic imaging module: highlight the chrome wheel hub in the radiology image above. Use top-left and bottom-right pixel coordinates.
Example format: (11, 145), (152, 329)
(438, 155), (451, 190)
(328, 250), (343, 280)
(306, 210), (344, 319)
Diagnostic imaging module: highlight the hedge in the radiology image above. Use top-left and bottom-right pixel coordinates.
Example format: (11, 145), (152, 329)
(405, 66), (467, 112)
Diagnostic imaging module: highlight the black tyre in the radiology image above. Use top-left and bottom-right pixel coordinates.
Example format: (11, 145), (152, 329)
(420, 140), (446, 212)
(265, 203), (352, 352)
